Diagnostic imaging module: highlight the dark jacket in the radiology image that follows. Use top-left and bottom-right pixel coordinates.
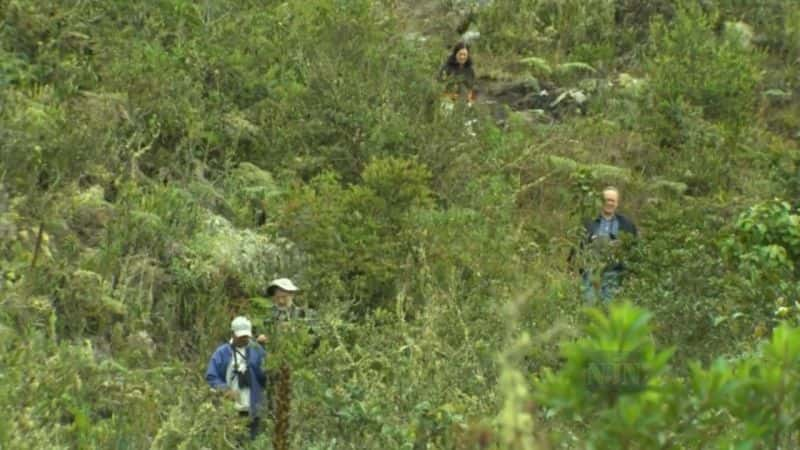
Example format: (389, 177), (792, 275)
(583, 213), (638, 242)
(438, 62), (475, 96)
(570, 213), (638, 272)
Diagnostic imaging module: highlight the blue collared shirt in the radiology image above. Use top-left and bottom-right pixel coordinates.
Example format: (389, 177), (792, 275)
(596, 216), (620, 238)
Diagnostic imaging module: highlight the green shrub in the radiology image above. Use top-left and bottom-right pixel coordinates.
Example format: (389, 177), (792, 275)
(479, 0), (616, 64)
(534, 303), (800, 448)
(622, 198), (753, 366)
(723, 199), (800, 289)
(716, 0), (800, 57)
(642, 2), (763, 148)
(278, 157), (433, 310)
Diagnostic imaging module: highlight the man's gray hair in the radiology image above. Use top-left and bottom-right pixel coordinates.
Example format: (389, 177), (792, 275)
(602, 186), (619, 193)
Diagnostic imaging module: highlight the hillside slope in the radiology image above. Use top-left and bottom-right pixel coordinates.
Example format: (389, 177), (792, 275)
(2, 0), (800, 448)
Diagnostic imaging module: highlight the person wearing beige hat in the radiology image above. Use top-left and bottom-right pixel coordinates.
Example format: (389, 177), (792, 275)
(267, 278), (301, 312)
(257, 278), (316, 345)
(256, 278), (317, 343)
(256, 278), (297, 343)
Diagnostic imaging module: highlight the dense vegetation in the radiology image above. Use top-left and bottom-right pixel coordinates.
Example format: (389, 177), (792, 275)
(2, 0), (800, 448)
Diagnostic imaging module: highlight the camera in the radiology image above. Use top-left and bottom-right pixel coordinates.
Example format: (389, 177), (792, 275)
(236, 367), (251, 388)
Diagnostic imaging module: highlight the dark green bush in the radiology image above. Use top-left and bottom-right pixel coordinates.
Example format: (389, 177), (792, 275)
(278, 157), (434, 310)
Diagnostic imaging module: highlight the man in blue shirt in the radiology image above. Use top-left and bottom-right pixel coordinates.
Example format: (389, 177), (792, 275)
(206, 316), (268, 441)
(579, 187), (638, 303)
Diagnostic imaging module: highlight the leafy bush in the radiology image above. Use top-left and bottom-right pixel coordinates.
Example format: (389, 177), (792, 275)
(641, 2), (763, 148)
(278, 156), (433, 310)
(716, 0), (800, 57)
(723, 199), (800, 291)
(535, 303), (800, 448)
(479, 0), (616, 63)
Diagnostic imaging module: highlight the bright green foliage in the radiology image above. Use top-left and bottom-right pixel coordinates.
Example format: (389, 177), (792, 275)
(535, 304), (800, 448)
(537, 303), (672, 411)
(727, 200), (800, 263)
(723, 200), (800, 293)
(537, 304), (675, 447)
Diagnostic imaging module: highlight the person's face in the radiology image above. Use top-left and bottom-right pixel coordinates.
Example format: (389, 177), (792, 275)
(233, 334), (250, 347)
(602, 190), (619, 217)
(273, 289), (295, 308)
(456, 48), (469, 65)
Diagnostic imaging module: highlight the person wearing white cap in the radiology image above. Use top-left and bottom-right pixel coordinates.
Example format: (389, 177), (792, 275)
(206, 316), (268, 441)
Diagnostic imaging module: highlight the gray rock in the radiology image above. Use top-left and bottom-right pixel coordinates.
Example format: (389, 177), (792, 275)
(461, 29), (480, 44)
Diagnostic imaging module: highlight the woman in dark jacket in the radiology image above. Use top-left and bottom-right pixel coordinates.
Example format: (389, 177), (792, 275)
(438, 41), (476, 102)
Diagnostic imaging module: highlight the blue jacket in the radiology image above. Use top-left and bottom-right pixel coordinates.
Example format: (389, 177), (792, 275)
(206, 342), (268, 417)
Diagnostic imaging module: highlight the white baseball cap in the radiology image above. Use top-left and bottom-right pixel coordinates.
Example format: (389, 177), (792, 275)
(231, 316), (252, 337)
(266, 278), (300, 296)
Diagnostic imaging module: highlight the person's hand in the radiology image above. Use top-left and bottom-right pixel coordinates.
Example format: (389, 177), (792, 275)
(224, 389), (239, 401)
(257, 334), (268, 345)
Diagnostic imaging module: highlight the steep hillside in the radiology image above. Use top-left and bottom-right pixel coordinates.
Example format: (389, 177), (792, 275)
(2, 0), (800, 448)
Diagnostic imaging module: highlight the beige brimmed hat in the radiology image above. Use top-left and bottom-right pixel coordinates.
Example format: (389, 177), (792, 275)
(266, 278), (300, 296)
